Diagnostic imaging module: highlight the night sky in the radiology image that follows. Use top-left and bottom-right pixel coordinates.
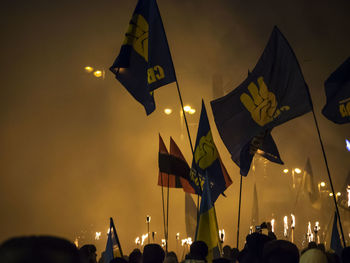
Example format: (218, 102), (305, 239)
(1, 0), (349, 255)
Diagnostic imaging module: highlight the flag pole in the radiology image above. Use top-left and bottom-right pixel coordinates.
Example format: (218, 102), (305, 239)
(236, 175), (243, 249)
(166, 174), (170, 252)
(160, 177), (167, 249)
(308, 100), (346, 247)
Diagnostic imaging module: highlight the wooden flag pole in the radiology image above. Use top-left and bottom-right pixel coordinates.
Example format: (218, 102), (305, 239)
(160, 177), (167, 249)
(236, 175), (243, 249)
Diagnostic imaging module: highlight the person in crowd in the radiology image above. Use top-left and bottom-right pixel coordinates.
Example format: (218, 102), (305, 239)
(185, 240), (208, 262)
(164, 251), (179, 263)
(238, 232), (273, 263)
(325, 251), (341, 263)
(262, 239), (299, 263)
(109, 257), (128, 263)
(299, 248), (328, 263)
(143, 244), (165, 263)
(129, 248), (142, 263)
(342, 246), (350, 263)
(0, 235), (80, 263)
(79, 244), (98, 263)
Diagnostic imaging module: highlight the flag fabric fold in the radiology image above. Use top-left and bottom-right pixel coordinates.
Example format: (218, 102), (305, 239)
(191, 100), (232, 202)
(105, 218), (123, 263)
(196, 174), (220, 263)
(185, 193), (197, 239)
(110, 0), (176, 115)
(210, 26), (312, 176)
(322, 57), (350, 124)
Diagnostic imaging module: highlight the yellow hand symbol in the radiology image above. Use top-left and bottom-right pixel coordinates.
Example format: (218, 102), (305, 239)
(194, 131), (218, 170)
(240, 77), (278, 126)
(123, 14), (149, 61)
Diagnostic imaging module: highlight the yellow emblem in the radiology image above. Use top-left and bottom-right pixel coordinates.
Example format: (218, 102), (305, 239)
(240, 77), (286, 126)
(339, 99), (350, 117)
(194, 131), (218, 170)
(123, 14), (149, 61)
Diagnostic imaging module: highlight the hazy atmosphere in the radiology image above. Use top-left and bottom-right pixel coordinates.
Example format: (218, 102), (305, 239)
(1, 0), (349, 256)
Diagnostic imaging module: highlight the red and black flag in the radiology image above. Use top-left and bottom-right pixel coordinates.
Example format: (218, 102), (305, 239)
(158, 134), (198, 194)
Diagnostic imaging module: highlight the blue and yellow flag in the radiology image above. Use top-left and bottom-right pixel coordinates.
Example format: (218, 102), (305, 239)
(191, 100), (232, 202)
(196, 174), (220, 263)
(211, 26), (312, 176)
(105, 217), (123, 263)
(322, 57), (350, 124)
(110, 0), (176, 115)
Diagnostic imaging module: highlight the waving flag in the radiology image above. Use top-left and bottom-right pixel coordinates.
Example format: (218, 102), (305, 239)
(196, 174), (220, 262)
(191, 101), (232, 202)
(322, 57), (350, 124)
(158, 134), (200, 194)
(211, 26), (312, 176)
(110, 0), (176, 115)
(105, 217), (123, 263)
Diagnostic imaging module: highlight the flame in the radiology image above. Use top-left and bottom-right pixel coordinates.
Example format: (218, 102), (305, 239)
(347, 186), (350, 207)
(307, 222), (314, 242)
(284, 216), (288, 237)
(219, 229), (225, 242)
(146, 215), (151, 223)
(135, 237), (140, 245)
(95, 232), (101, 240)
(141, 233), (148, 245)
(181, 237), (192, 246)
(74, 237), (79, 247)
(291, 214), (295, 228)
(315, 221), (320, 231)
(270, 219), (275, 232)
(161, 239), (166, 247)
(176, 233), (180, 240)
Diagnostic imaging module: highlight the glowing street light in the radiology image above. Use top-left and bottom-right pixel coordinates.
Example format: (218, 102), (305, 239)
(164, 108), (172, 115)
(337, 192), (342, 197)
(84, 66), (94, 73)
(346, 139), (350, 152)
(283, 169), (289, 174)
(93, 70), (103, 78)
(329, 192), (334, 197)
(183, 105), (191, 112)
(294, 168), (302, 174)
(320, 182), (326, 187)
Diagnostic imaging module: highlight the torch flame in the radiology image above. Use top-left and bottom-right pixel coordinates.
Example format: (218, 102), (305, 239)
(141, 233), (148, 245)
(135, 237), (140, 245)
(307, 222), (314, 242)
(176, 233), (180, 240)
(283, 216), (288, 237)
(347, 185), (350, 207)
(291, 214), (295, 228)
(161, 239), (166, 247)
(74, 237), (79, 248)
(271, 219), (275, 233)
(181, 237), (193, 246)
(95, 232), (101, 240)
(219, 229), (225, 242)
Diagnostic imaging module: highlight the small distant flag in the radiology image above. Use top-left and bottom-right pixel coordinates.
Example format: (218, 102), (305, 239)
(158, 134), (199, 194)
(110, 0), (176, 115)
(105, 217), (123, 263)
(303, 158), (321, 209)
(322, 57), (350, 124)
(211, 26), (311, 176)
(191, 101), (232, 202)
(196, 173), (220, 263)
(330, 212), (343, 256)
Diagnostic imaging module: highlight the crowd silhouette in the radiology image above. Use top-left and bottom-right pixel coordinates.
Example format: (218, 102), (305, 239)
(1, 224), (350, 263)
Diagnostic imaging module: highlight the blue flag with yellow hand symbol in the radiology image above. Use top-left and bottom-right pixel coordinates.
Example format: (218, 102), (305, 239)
(191, 101), (232, 202)
(110, 0), (176, 115)
(211, 26), (312, 176)
(322, 57), (350, 124)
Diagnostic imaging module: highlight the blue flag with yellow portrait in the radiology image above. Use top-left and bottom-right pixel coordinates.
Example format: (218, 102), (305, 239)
(190, 101), (232, 202)
(322, 57), (350, 124)
(211, 26), (312, 176)
(110, 0), (176, 115)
